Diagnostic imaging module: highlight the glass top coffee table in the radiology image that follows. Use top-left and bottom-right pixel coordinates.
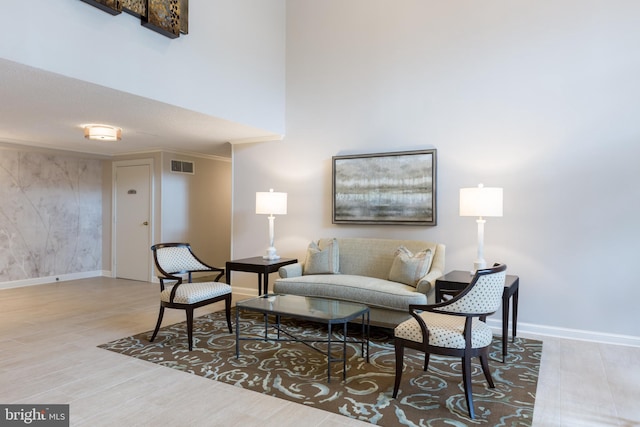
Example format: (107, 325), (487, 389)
(235, 294), (370, 382)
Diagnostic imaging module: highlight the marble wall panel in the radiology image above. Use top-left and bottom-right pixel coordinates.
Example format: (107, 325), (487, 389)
(0, 151), (102, 281)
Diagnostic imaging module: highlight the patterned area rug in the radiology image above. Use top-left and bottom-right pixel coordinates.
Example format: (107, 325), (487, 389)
(99, 309), (541, 426)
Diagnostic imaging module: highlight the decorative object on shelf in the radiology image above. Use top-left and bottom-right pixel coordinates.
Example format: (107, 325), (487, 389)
(121, 0), (146, 17)
(80, 0), (122, 15)
(80, 0), (188, 38)
(178, 0), (188, 34)
(256, 189), (287, 260)
(83, 124), (122, 141)
(142, 0), (180, 38)
(459, 184), (503, 272)
(332, 149), (437, 225)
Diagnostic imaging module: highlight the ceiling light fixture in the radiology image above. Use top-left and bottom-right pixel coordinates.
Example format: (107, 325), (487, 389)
(83, 124), (122, 141)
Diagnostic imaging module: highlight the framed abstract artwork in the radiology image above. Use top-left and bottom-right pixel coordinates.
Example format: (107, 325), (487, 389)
(332, 149), (437, 225)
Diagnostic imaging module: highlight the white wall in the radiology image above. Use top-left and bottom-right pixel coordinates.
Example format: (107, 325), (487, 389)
(0, 0), (286, 134)
(161, 153), (231, 267)
(233, 0), (640, 341)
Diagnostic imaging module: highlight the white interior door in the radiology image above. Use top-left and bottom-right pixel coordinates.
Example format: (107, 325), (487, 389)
(114, 162), (152, 281)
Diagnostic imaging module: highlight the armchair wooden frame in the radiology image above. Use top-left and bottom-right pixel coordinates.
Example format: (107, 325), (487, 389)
(393, 263), (507, 419)
(150, 243), (233, 351)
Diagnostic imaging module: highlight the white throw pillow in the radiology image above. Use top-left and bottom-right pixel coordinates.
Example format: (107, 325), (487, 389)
(388, 246), (432, 287)
(303, 238), (340, 275)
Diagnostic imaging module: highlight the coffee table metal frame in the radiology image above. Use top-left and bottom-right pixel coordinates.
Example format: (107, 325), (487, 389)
(235, 294), (370, 382)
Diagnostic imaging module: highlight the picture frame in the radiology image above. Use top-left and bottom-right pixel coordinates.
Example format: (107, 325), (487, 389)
(332, 149), (437, 225)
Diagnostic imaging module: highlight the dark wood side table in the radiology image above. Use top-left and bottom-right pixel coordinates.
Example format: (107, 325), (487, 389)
(226, 257), (298, 296)
(435, 270), (519, 363)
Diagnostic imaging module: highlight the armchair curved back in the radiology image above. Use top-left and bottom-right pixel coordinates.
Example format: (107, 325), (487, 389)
(438, 264), (506, 315)
(151, 243), (216, 277)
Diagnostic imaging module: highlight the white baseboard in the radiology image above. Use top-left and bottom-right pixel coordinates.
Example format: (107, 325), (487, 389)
(0, 270), (106, 290)
(230, 286), (260, 300)
(486, 318), (640, 348)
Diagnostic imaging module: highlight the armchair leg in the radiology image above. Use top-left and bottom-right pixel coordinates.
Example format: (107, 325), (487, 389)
(461, 355), (475, 419)
(186, 308), (194, 351)
(479, 351), (495, 388)
(392, 339), (405, 398)
(224, 294), (233, 333)
(150, 306), (165, 342)
(424, 352), (430, 371)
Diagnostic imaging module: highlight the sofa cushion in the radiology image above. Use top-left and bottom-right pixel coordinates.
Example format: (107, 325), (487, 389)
(388, 246), (433, 287)
(303, 238), (339, 275)
(318, 238), (440, 280)
(273, 274), (428, 311)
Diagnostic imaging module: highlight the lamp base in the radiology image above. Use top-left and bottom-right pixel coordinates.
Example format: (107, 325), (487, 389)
(470, 259), (487, 274)
(263, 247), (280, 260)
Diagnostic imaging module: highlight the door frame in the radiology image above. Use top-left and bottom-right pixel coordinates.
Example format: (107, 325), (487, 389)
(111, 158), (155, 281)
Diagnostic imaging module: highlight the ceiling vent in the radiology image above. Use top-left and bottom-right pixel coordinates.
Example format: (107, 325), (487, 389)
(171, 160), (195, 174)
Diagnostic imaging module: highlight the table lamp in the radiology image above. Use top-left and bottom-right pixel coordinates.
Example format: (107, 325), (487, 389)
(256, 188), (287, 260)
(459, 184), (503, 272)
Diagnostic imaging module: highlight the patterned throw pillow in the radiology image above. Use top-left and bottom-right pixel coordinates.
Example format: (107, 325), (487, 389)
(388, 246), (432, 287)
(303, 238), (340, 275)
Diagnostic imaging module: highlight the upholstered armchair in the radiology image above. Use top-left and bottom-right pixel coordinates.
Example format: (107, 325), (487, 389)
(392, 263), (507, 419)
(150, 243), (233, 350)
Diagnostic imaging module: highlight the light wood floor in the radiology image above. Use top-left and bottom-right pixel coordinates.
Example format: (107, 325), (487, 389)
(0, 278), (638, 426)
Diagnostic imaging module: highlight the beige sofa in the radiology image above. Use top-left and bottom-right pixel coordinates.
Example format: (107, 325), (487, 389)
(273, 237), (445, 328)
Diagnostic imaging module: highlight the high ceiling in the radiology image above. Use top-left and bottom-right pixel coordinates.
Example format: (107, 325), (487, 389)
(0, 59), (281, 159)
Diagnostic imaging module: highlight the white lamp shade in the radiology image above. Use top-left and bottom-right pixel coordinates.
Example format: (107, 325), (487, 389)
(256, 189), (287, 215)
(459, 185), (503, 217)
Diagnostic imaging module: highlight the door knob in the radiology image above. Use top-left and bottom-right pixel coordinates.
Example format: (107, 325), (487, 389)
(143, 221), (149, 226)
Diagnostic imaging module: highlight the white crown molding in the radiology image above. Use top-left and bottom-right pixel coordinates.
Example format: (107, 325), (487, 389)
(117, 148), (232, 163)
(0, 140), (232, 162)
(0, 139), (112, 159)
(228, 135), (284, 145)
